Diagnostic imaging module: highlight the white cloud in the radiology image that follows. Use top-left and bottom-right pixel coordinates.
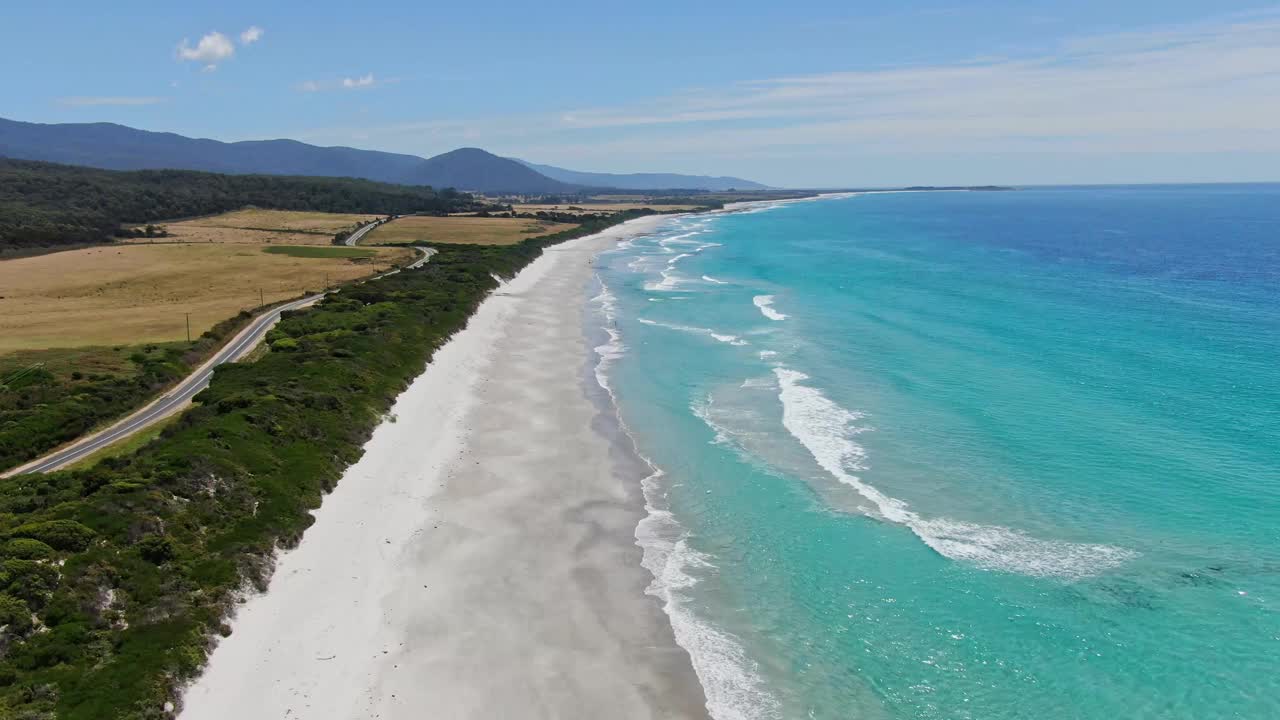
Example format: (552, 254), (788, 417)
(541, 12), (1280, 155)
(288, 11), (1280, 184)
(177, 31), (235, 67)
(57, 96), (164, 107)
(299, 74), (381, 92)
(240, 26), (264, 45)
(342, 73), (376, 89)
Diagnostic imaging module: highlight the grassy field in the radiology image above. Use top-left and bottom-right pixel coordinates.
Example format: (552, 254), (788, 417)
(366, 215), (578, 245)
(0, 243), (412, 352)
(261, 246), (376, 259)
(130, 209), (382, 246)
(514, 202), (703, 215)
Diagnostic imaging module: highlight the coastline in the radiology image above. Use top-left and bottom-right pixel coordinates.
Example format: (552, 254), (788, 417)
(179, 215), (709, 719)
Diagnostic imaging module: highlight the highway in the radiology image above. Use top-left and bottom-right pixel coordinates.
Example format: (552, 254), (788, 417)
(2, 242), (432, 477)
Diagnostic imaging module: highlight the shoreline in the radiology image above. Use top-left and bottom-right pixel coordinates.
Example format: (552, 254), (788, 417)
(179, 215), (709, 719)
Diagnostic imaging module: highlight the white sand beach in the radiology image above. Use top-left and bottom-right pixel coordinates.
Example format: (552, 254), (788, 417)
(179, 216), (708, 720)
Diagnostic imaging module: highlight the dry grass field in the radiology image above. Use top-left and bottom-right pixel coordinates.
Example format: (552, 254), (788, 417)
(514, 203), (702, 215)
(0, 243), (412, 352)
(129, 209), (382, 246)
(366, 216), (578, 245)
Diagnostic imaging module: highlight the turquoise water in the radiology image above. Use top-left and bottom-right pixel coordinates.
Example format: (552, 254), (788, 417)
(591, 187), (1280, 720)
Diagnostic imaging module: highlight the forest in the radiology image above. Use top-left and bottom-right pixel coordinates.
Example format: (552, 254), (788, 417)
(0, 158), (483, 252)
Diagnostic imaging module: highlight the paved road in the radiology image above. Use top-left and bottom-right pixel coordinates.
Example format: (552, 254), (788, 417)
(344, 219), (383, 246)
(2, 246), (433, 477)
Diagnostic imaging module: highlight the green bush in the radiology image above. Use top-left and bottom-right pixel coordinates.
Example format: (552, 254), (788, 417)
(2, 539), (54, 561)
(10, 521), (96, 552)
(0, 593), (32, 635)
(137, 536), (175, 565)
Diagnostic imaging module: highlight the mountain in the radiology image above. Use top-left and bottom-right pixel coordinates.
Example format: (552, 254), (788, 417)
(514, 159), (768, 191)
(0, 118), (571, 194)
(414, 148), (571, 194)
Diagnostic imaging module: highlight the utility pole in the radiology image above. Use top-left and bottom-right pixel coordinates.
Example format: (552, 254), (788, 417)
(185, 313), (191, 343)
(259, 288), (265, 307)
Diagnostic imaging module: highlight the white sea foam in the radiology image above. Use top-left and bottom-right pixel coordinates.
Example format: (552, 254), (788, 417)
(645, 269), (683, 292)
(591, 275), (781, 720)
(773, 368), (1136, 579)
(639, 318), (749, 346)
(658, 230), (706, 250)
(753, 295), (788, 321)
(703, 275), (730, 285)
(668, 252), (694, 266)
(635, 474), (780, 720)
(590, 279), (627, 395)
(758, 350), (779, 359)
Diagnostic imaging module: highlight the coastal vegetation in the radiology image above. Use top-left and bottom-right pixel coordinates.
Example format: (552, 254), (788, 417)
(0, 211), (654, 718)
(0, 311), (258, 473)
(0, 158), (482, 253)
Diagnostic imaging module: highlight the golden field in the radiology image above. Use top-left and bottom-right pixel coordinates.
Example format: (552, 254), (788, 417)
(366, 216), (578, 245)
(0, 243), (412, 352)
(514, 203), (701, 215)
(129, 209), (382, 246)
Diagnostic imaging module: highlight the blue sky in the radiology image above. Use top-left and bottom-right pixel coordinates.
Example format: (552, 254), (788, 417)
(2, 1), (1279, 187)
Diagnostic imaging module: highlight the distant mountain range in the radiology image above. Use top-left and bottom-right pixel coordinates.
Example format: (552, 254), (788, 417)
(513, 159), (768, 191)
(0, 117), (768, 194)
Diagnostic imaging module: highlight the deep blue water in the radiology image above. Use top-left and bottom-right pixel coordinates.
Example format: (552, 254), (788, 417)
(592, 186), (1280, 719)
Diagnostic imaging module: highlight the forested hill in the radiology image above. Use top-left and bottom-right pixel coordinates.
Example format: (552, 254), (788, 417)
(0, 118), (573, 194)
(0, 158), (481, 252)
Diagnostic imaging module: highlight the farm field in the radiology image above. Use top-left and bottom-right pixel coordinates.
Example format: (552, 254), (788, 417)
(366, 215), (577, 245)
(514, 202), (702, 215)
(0, 242), (412, 352)
(129, 209), (381, 246)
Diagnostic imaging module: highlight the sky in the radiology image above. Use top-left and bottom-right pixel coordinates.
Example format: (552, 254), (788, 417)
(2, 1), (1279, 187)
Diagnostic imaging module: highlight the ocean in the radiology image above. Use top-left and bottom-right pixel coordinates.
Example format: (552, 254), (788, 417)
(589, 186), (1280, 719)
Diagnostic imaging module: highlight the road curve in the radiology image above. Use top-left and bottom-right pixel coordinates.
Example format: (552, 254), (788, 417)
(2, 246), (434, 477)
(343, 218), (383, 246)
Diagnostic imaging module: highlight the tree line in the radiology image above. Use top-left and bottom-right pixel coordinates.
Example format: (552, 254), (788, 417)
(0, 158), (484, 252)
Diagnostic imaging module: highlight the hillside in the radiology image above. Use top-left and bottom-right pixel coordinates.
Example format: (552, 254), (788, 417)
(415, 148), (572, 193)
(0, 158), (480, 252)
(0, 117), (769, 194)
(515, 159), (768, 191)
(0, 118), (571, 194)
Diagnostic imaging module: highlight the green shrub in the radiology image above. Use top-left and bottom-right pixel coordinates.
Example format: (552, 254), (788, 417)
(10, 520), (96, 552)
(138, 536), (175, 565)
(2, 539), (54, 560)
(0, 593), (32, 635)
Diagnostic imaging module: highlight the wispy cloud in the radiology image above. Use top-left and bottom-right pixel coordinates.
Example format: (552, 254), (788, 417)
(298, 73), (384, 92)
(57, 96), (165, 107)
(342, 73), (377, 89)
(240, 26), (264, 45)
(176, 31), (235, 70)
(290, 11), (1280, 182)
(553, 14), (1280, 147)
